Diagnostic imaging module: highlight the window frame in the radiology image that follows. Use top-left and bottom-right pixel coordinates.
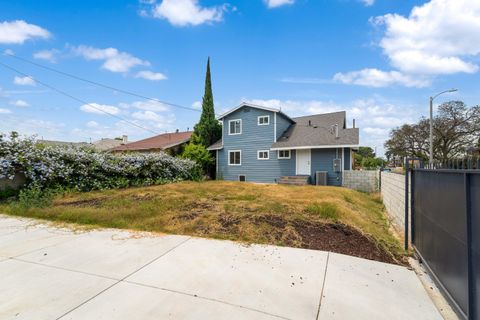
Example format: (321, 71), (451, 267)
(257, 150), (270, 160)
(277, 150), (291, 159)
(257, 115), (270, 126)
(228, 119), (242, 135)
(228, 150), (242, 166)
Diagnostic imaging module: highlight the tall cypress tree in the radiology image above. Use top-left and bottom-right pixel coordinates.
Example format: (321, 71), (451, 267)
(194, 57), (221, 147)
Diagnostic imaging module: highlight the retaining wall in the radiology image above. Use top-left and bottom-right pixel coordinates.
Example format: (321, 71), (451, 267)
(380, 171), (410, 234)
(0, 172), (26, 191)
(342, 170), (379, 192)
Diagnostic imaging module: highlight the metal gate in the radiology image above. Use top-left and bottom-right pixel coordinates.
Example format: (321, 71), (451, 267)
(410, 168), (479, 320)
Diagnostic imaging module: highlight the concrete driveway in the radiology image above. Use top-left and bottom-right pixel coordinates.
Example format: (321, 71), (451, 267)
(0, 215), (442, 320)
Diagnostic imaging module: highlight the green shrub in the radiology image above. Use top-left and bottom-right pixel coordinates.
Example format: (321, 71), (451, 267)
(14, 185), (59, 209)
(0, 188), (19, 201)
(305, 202), (340, 220)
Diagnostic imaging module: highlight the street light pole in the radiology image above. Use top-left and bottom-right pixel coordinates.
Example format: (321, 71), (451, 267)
(429, 89), (458, 167)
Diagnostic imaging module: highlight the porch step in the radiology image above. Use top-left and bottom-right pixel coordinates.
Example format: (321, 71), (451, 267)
(278, 175), (310, 186)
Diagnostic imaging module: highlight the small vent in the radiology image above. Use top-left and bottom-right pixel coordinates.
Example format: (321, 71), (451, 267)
(316, 171), (328, 186)
(239, 175), (246, 182)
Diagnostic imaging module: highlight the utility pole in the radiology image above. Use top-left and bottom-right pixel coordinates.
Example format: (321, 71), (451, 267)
(429, 89), (458, 167)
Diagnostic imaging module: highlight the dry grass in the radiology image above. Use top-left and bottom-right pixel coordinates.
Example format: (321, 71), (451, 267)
(0, 181), (404, 261)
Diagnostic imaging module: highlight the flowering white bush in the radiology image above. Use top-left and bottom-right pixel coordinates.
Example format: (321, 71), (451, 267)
(0, 133), (200, 191)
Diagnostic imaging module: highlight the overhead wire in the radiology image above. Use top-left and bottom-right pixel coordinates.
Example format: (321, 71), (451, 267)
(0, 61), (160, 135)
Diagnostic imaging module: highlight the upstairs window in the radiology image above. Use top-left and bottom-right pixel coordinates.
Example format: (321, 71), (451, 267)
(257, 150), (269, 160)
(278, 150), (291, 159)
(228, 119), (242, 135)
(228, 150), (241, 166)
(258, 115), (270, 125)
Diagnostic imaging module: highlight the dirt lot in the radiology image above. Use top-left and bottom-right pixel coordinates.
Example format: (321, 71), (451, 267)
(1, 181), (405, 264)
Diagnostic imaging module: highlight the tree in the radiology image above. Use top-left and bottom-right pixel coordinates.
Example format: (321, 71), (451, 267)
(181, 133), (214, 174)
(353, 146), (386, 169)
(384, 101), (480, 162)
(193, 57), (222, 147)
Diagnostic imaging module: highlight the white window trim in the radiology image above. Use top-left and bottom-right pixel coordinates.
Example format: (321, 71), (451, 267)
(277, 150), (291, 159)
(228, 119), (242, 135)
(228, 150), (242, 166)
(257, 115), (270, 126)
(257, 150), (270, 160)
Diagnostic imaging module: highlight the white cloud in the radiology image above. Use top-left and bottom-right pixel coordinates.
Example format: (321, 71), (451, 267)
(72, 45), (149, 73)
(0, 108), (12, 114)
(80, 103), (120, 115)
(13, 76), (36, 86)
(131, 110), (176, 128)
(264, 0), (294, 9)
(361, 0), (374, 6)
(135, 70), (167, 81)
(131, 110), (165, 122)
(0, 20), (50, 44)
(333, 68), (430, 88)
(334, 0), (480, 88)
(373, 0), (480, 75)
(192, 101), (202, 109)
(120, 100), (169, 112)
(86, 121), (99, 128)
(10, 99), (29, 107)
(33, 49), (59, 63)
(152, 0), (228, 26)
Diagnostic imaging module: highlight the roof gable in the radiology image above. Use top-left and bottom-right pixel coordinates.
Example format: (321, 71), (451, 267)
(218, 103), (293, 123)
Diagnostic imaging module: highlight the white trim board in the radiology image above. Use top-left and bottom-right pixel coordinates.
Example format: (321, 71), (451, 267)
(271, 145), (359, 151)
(228, 119), (242, 135)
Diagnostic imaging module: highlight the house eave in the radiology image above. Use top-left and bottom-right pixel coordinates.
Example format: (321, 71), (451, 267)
(217, 102), (293, 123)
(270, 144), (360, 151)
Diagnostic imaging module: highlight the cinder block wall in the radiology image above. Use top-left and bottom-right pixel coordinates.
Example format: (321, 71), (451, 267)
(0, 172), (26, 191)
(380, 172), (410, 235)
(342, 170), (379, 193)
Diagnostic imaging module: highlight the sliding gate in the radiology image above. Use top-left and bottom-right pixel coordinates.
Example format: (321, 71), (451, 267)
(411, 169), (479, 320)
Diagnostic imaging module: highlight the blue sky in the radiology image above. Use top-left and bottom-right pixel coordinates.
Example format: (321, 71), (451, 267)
(1, 0), (479, 155)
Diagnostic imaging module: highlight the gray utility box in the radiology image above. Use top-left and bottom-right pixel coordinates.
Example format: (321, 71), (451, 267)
(333, 158), (342, 173)
(316, 171), (328, 186)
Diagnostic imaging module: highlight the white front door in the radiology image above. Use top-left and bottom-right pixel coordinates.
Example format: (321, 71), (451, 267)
(296, 149), (311, 175)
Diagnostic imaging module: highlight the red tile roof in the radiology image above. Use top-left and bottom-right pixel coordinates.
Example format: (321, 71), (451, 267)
(111, 131), (192, 152)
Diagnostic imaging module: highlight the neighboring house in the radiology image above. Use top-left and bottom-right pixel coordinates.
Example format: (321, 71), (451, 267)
(37, 140), (91, 148)
(92, 135), (128, 151)
(207, 103), (359, 185)
(111, 130), (192, 155)
(38, 135), (128, 152)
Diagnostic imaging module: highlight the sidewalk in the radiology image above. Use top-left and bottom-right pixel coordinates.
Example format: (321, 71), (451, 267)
(0, 215), (442, 320)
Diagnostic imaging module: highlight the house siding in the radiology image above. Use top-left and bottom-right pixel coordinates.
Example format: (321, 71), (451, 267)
(276, 113), (292, 141)
(217, 107), (295, 183)
(310, 148), (343, 186)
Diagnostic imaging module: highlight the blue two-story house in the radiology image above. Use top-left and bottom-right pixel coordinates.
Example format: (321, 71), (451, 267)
(207, 103), (359, 186)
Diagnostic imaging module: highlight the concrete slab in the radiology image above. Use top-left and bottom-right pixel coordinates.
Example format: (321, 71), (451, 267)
(0, 223), (79, 258)
(127, 237), (328, 320)
(0, 215), (34, 236)
(0, 259), (116, 320)
(62, 281), (279, 320)
(318, 253), (443, 320)
(18, 229), (190, 279)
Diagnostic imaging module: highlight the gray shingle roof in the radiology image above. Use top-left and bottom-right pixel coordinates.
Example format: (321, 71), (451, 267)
(207, 139), (223, 150)
(271, 112), (359, 149)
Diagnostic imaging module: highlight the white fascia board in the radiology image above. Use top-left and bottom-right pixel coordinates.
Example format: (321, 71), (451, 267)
(270, 144), (360, 151)
(217, 103), (282, 120)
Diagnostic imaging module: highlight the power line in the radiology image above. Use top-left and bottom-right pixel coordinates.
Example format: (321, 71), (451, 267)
(0, 61), (160, 135)
(3, 52), (201, 113)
